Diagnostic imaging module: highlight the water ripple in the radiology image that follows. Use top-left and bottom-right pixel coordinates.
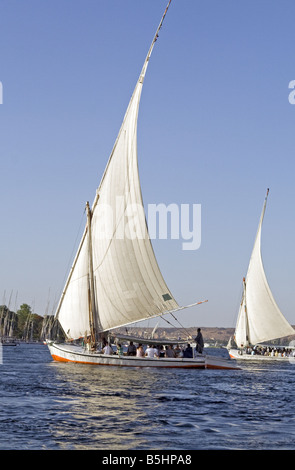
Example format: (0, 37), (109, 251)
(1, 344), (295, 449)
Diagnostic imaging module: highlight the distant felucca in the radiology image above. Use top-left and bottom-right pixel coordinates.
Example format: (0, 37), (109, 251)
(229, 189), (294, 360)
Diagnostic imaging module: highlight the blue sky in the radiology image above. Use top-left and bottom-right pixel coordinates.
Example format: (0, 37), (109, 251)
(1, 0), (295, 328)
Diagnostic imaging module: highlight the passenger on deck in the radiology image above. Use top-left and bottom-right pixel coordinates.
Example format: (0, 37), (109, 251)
(103, 342), (113, 355)
(195, 328), (204, 354)
(165, 345), (176, 358)
(183, 343), (193, 358)
(174, 345), (182, 357)
(136, 343), (145, 357)
(145, 345), (159, 358)
(158, 345), (165, 358)
(127, 341), (136, 356)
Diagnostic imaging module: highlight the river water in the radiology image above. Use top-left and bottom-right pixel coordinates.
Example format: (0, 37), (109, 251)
(0, 343), (295, 450)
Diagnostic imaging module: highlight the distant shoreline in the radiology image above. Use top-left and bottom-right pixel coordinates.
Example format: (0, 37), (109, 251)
(116, 325), (295, 346)
(116, 326), (236, 345)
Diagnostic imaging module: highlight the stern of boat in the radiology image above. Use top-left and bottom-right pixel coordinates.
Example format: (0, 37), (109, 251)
(205, 354), (241, 370)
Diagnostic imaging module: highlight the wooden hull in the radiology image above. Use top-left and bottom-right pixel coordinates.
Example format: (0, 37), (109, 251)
(47, 342), (240, 370)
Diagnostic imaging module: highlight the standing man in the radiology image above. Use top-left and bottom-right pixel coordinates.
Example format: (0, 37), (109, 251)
(195, 328), (204, 354)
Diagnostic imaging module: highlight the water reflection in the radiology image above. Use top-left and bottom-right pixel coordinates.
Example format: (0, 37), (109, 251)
(46, 359), (295, 450)
(48, 362), (162, 449)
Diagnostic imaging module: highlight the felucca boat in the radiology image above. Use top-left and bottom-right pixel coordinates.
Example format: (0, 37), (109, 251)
(47, 1), (239, 370)
(229, 189), (294, 360)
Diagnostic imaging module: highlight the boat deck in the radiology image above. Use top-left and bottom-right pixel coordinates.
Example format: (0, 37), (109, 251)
(48, 342), (240, 369)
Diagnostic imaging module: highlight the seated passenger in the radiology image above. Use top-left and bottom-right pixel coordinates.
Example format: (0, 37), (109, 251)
(145, 345), (159, 358)
(174, 345), (182, 357)
(103, 342), (113, 355)
(165, 345), (176, 358)
(183, 343), (193, 358)
(136, 344), (145, 357)
(158, 345), (165, 358)
(127, 341), (136, 356)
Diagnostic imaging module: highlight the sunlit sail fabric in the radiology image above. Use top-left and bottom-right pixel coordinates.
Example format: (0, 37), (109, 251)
(235, 190), (294, 347)
(91, 75), (178, 331)
(56, 236), (90, 338)
(56, 1), (179, 338)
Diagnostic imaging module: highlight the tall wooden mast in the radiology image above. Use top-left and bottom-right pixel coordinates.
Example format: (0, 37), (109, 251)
(86, 201), (99, 348)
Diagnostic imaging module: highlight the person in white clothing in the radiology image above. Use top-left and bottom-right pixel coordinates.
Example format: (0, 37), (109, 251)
(145, 345), (158, 358)
(103, 342), (113, 355)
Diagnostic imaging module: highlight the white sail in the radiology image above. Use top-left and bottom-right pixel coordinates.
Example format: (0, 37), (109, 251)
(235, 286), (249, 348)
(56, 1), (179, 339)
(235, 190), (294, 347)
